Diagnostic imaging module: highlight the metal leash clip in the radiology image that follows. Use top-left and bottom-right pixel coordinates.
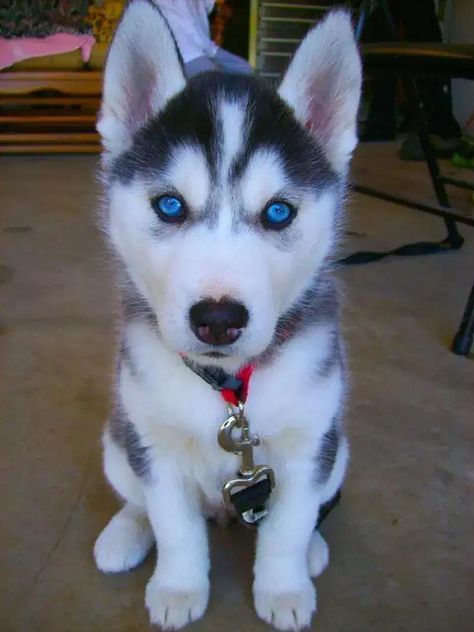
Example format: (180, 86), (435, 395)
(218, 402), (275, 526)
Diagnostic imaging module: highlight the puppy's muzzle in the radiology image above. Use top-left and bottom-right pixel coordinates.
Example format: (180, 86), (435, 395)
(189, 299), (249, 346)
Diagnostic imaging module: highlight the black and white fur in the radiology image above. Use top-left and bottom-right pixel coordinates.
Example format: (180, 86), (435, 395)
(94, 2), (361, 630)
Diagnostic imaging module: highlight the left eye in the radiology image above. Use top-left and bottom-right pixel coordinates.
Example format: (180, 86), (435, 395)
(262, 201), (295, 229)
(151, 195), (186, 223)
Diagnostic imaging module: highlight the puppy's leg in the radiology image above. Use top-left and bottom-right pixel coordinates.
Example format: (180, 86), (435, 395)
(253, 462), (320, 632)
(307, 433), (349, 579)
(144, 463), (209, 630)
(308, 530), (329, 578)
(94, 502), (154, 573)
(94, 430), (154, 572)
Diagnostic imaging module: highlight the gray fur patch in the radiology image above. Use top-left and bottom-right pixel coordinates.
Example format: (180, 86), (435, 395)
(277, 272), (339, 337)
(317, 329), (342, 377)
(119, 338), (140, 377)
(242, 210), (302, 251)
(122, 282), (159, 332)
(256, 271), (339, 365)
(315, 419), (340, 485)
(120, 337), (132, 364)
(201, 186), (221, 229)
(109, 403), (150, 479)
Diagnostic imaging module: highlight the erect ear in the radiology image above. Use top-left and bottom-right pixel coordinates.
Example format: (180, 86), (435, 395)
(278, 11), (362, 175)
(97, 0), (186, 159)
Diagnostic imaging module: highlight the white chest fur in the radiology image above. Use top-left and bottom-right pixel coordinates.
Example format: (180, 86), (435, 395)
(119, 319), (343, 505)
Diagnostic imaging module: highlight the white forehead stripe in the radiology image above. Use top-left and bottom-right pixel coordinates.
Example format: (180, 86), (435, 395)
(240, 148), (288, 213)
(164, 144), (209, 209)
(219, 98), (246, 179)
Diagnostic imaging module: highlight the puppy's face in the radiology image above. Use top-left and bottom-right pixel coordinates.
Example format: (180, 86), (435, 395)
(99, 2), (361, 368)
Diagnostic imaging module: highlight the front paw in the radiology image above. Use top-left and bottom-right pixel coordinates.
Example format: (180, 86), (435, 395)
(145, 573), (209, 630)
(253, 578), (316, 631)
(308, 530), (329, 578)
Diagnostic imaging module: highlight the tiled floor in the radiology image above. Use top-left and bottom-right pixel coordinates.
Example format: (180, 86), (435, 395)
(1, 149), (473, 631)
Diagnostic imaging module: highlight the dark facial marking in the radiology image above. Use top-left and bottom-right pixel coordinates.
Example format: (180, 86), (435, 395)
(108, 72), (341, 248)
(110, 73), (337, 199)
(111, 73), (224, 185)
(229, 78), (336, 192)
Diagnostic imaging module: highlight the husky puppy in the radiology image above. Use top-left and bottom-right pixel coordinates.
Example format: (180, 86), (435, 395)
(94, 2), (361, 630)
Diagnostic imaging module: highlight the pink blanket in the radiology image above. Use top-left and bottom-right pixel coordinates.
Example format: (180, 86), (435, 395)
(0, 33), (96, 71)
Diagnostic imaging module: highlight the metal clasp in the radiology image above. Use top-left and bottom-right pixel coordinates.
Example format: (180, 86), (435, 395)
(218, 402), (275, 524)
(218, 403), (260, 474)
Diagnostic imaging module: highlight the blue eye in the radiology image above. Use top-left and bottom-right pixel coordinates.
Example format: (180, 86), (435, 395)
(262, 201), (295, 229)
(152, 195), (186, 223)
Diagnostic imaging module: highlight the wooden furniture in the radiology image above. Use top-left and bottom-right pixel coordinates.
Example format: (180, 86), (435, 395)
(0, 69), (102, 154)
(0, 18), (109, 153)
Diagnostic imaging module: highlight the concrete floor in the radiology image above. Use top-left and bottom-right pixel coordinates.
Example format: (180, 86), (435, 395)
(1, 151), (473, 632)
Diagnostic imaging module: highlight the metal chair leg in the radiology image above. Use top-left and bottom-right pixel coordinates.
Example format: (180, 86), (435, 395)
(401, 77), (464, 249)
(357, 1), (470, 355)
(452, 281), (474, 356)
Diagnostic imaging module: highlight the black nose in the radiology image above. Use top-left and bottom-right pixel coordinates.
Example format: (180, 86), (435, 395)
(189, 299), (249, 346)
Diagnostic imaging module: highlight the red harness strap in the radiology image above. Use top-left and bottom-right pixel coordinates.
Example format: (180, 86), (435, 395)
(220, 364), (254, 406)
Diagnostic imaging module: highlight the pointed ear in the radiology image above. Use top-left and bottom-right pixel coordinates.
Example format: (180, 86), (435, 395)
(97, 0), (186, 159)
(278, 11), (362, 175)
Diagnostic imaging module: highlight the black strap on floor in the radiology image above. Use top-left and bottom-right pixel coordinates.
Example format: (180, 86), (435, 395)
(338, 235), (464, 266)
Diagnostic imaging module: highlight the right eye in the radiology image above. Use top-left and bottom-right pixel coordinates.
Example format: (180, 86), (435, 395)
(151, 195), (187, 223)
(261, 200), (296, 230)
